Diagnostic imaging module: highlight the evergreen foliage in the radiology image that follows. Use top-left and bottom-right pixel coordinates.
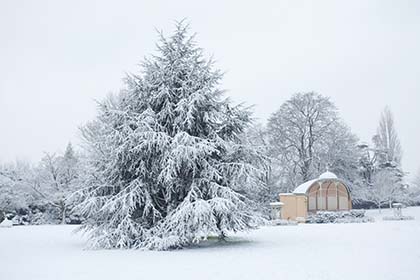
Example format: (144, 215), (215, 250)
(75, 22), (266, 250)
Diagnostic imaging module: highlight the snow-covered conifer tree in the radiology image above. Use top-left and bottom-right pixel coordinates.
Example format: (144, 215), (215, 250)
(75, 22), (265, 250)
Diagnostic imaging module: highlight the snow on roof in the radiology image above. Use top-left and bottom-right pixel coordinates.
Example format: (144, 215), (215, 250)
(292, 171), (340, 194)
(292, 179), (318, 194)
(318, 171), (338, 180)
(269, 202), (284, 206)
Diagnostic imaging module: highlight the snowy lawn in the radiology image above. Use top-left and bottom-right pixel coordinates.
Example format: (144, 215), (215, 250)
(1, 207), (419, 280)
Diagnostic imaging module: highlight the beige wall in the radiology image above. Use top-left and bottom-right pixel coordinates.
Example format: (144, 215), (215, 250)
(279, 194), (308, 222)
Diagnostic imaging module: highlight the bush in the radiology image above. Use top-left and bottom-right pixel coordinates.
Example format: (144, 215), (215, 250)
(270, 219), (298, 226)
(307, 210), (374, 224)
(382, 216), (414, 221)
(349, 209), (366, 218)
(4, 204), (82, 225)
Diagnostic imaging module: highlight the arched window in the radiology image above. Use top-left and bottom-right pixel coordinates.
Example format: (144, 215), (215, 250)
(305, 180), (351, 211)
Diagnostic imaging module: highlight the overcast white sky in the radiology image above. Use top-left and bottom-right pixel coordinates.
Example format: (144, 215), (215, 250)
(1, 0), (419, 178)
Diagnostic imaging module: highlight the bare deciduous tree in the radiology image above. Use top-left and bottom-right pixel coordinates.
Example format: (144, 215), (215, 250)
(267, 92), (359, 187)
(35, 144), (79, 224)
(0, 144), (81, 224)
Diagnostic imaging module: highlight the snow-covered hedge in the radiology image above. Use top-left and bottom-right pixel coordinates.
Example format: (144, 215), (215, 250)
(382, 216), (414, 221)
(270, 219), (298, 226)
(4, 205), (83, 225)
(307, 210), (374, 224)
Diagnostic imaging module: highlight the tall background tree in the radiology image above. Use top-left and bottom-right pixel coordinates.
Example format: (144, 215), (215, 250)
(34, 143), (80, 224)
(356, 107), (406, 209)
(75, 22), (266, 250)
(414, 169), (420, 188)
(409, 169), (420, 205)
(373, 107), (402, 166)
(242, 123), (274, 209)
(0, 143), (81, 224)
(0, 161), (34, 216)
(266, 92), (359, 195)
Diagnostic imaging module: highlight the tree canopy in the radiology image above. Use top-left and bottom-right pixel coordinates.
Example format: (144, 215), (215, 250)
(75, 22), (266, 250)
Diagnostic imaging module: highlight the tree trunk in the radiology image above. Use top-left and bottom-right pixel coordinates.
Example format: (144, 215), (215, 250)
(389, 200), (392, 209)
(218, 231), (227, 242)
(60, 201), (66, 224)
(61, 208), (66, 224)
(0, 210), (5, 223)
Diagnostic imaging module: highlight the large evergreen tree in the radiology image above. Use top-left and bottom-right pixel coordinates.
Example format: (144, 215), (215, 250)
(75, 22), (265, 250)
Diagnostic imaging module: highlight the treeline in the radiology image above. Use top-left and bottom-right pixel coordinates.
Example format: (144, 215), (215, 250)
(247, 94), (420, 210)
(0, 143), (83, 224)
(1, 22), (420, 233)
(1, 96), (419, 226)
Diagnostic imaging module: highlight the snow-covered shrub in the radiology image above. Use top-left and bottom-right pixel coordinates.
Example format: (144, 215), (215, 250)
(67, 213), (83, 224)
(307, 210), (374, 224)
(6, 205), (53, 225)
(74, 22), (267, 250)
(349, 209), (366, 218)
(335, 216), (374, 224)
(270, 219), (298, 226)
(382, 216), (414, 221)
(1, 202), (84, 226)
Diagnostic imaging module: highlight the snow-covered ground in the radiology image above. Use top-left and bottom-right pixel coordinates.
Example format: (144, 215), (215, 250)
(1, 207), (419, 280)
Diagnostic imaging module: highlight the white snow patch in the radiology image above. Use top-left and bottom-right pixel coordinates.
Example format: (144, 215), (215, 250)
(0, 207), (419, 280)
(0, 219), (13, 228)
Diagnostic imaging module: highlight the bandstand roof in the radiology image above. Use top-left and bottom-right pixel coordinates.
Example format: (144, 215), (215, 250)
(292, 171), (340, 194)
